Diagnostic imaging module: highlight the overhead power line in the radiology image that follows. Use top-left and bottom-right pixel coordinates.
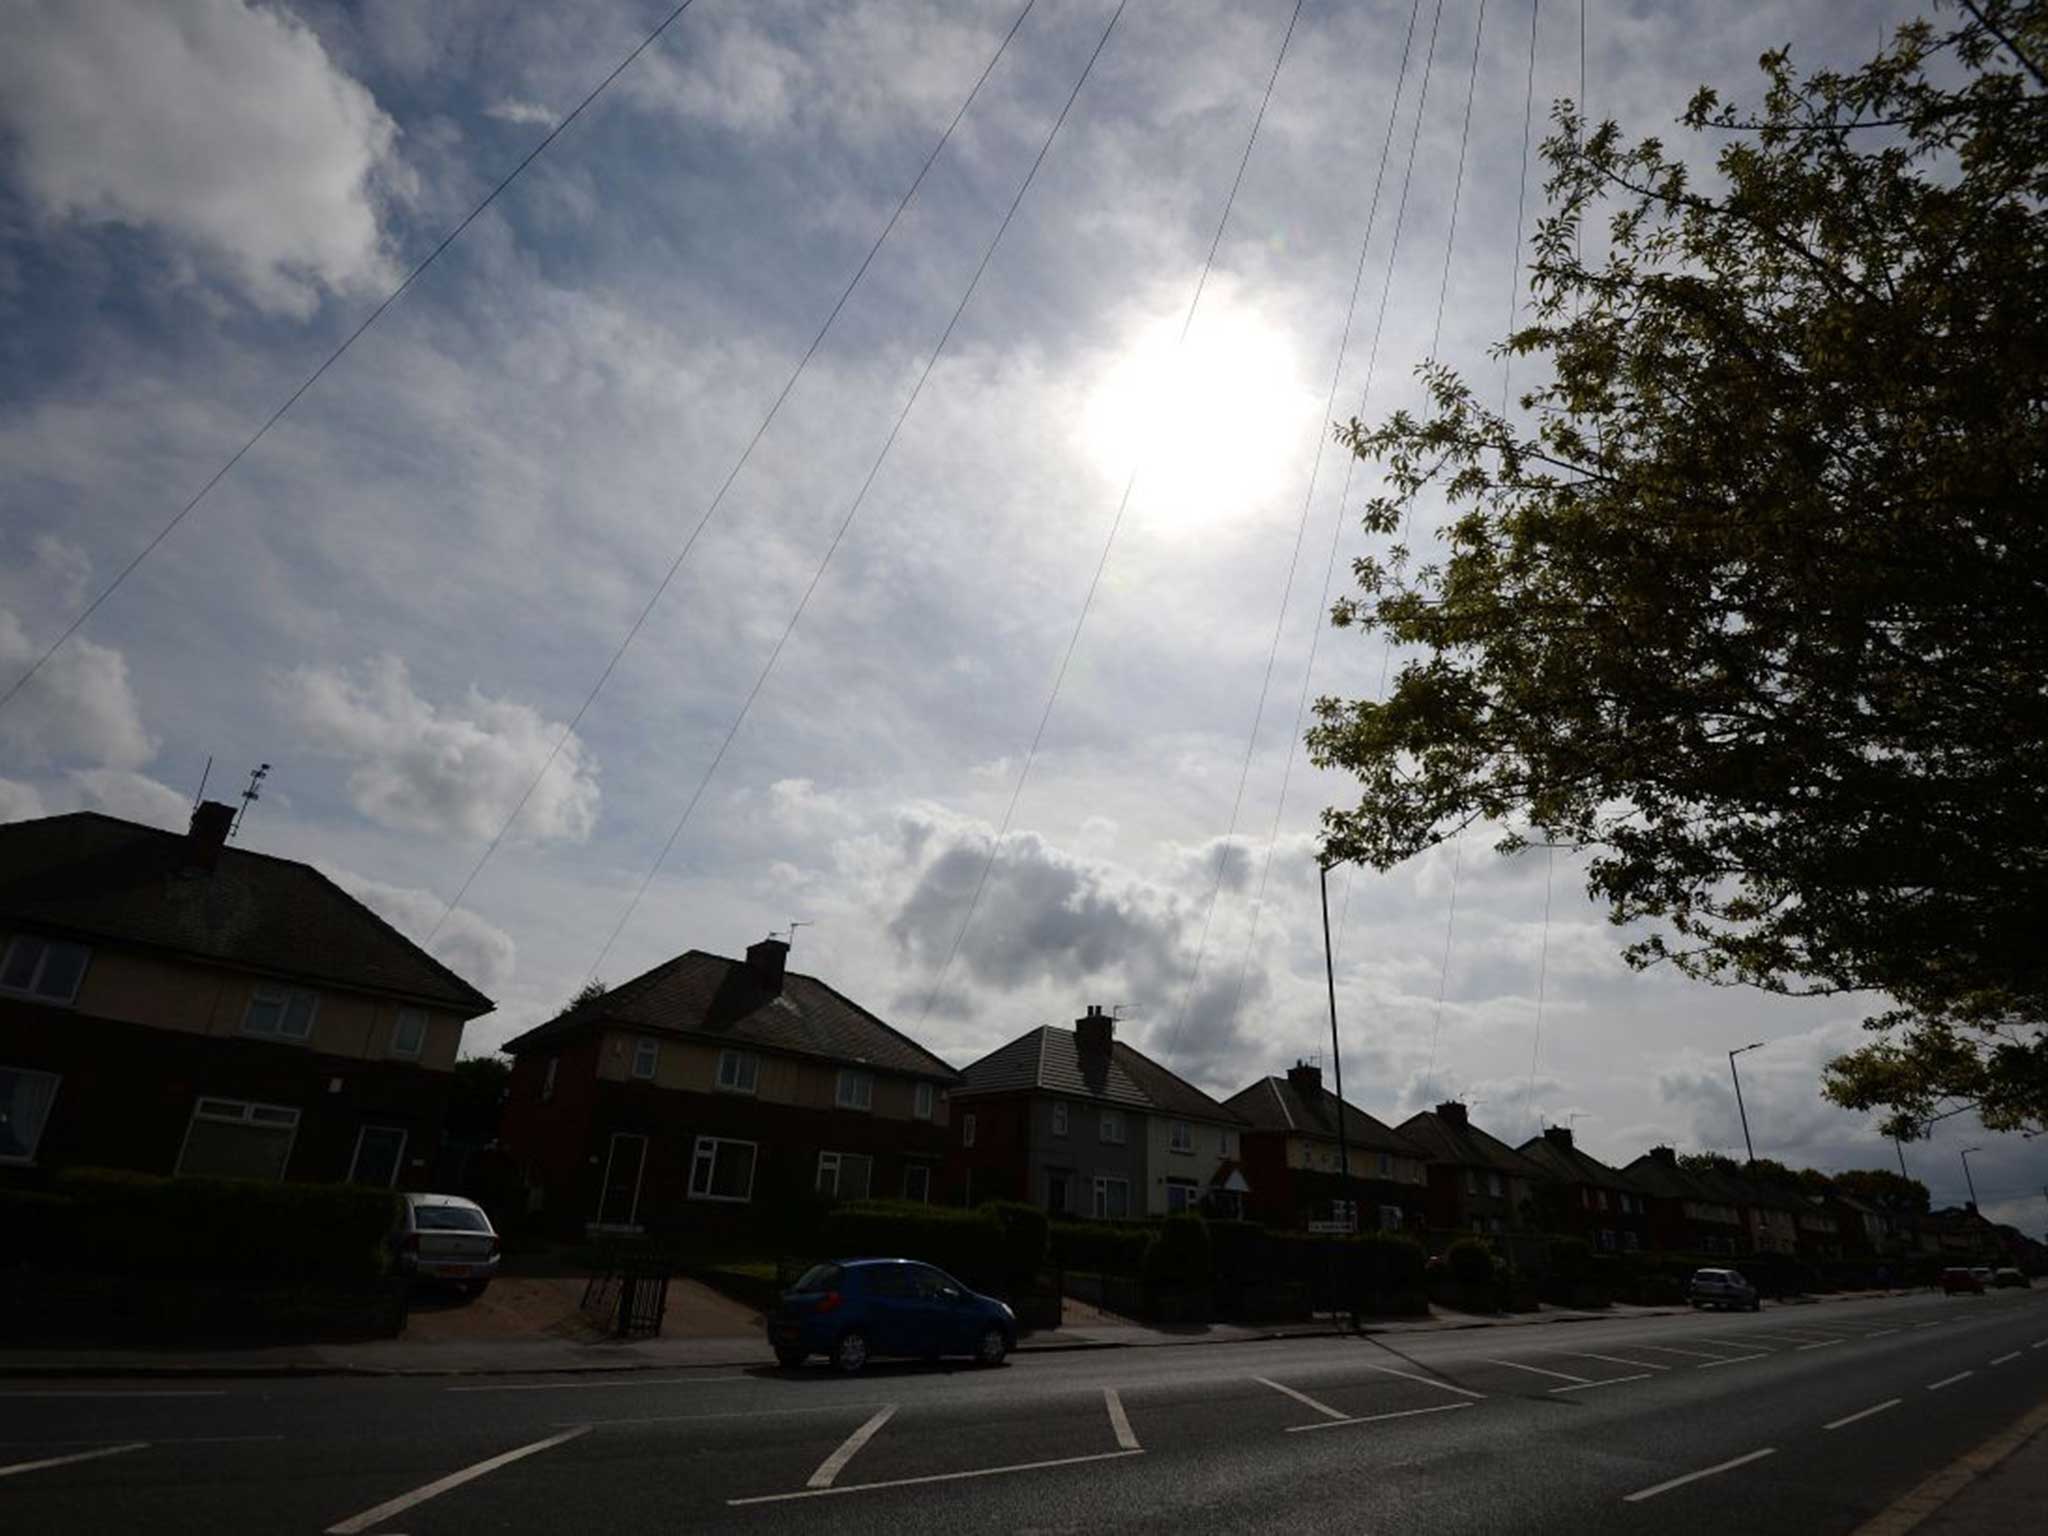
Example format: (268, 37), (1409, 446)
(0, 1), (708, 721)
(584, 0), (1133, 986)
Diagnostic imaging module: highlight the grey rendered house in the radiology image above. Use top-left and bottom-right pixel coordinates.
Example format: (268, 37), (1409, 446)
(945, 1006), (1250, 1219)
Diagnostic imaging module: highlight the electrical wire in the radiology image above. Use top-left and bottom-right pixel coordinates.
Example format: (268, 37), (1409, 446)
(425, 0), (1041, 944)
(585, 0), (1132, 986)
(0, 2), (708, 721)
(914, 0), (1308, 1028)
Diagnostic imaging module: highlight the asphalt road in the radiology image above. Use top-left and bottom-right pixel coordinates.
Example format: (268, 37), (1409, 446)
(5, 1289), (2046, 1534)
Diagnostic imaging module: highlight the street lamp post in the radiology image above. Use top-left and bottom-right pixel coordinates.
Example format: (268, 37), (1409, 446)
(1318, 859), (1354, 1226)
(1961, 1146), (1982, 1209)
(1728, 1042), (1765, 1167)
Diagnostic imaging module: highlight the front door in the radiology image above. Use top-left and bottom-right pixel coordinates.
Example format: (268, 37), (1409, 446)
(598, 1133), (647, 1227)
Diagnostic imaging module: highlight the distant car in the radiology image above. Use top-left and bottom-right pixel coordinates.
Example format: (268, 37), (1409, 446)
(1688, 1267), (1761, 1312)
(397, 1193), (500, 1298)
(768, 1258), (1015, 1373)
(1971, 1266), (1995, 1287)
(1940, 1266), (1985, 1295)
(1993, 1268), (2031, 1289)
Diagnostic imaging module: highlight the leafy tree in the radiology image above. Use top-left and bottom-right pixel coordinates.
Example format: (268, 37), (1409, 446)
(1678, 1152), (1741, 1177)
(445, 1055), (511, 1142)
(554, 979), (607, 1018)
(1795, 1166), (1836, 1197)
(1312, 2), (2048, 1139)
(1831, 1167), (1931, 1214)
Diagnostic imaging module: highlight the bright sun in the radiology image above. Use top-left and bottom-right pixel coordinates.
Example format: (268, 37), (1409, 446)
(1080, 304), (1308, 532)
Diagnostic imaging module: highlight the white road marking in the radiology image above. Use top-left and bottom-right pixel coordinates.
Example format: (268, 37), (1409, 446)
(0, 1389), (225, 1399)
(1991, 1352), (2022, 1366)
(449, 1375), (753, 1393)
(2032, 1339), (2048, 1350)
(1914, 1321), (1943, 1330)
(1357, 1362), (1485, 1399)
(1866, 1328), (1899, 1337)
(1481, 1358), (1592, 1385)
(1623, 1447), (1777, 1503)
(325, 1425), (591, 1534)
(1254, 1377), (1349, 1422)
(1698, 1338), (1773, 1352)
(1696, 1353), (1771, 1369)
(1796, 1339), (1845, 1351)
(1927, 1371), (1975, 1392)
(560, 1404), (887, 1428)
(1823, 1399), (1901, 1431)
(0, 1442), (148, 1479)
(807, 1405), (896, 1490)
(1550, 1374), (1653, 1394)
(1103, 1388), (1139, 1452)
(1632, 1343), (1749, 1361)
(1556, 1351), (1668, 1372)
(1286, 1402), (1475, 1434)
(727, 1448), (1143, 1505)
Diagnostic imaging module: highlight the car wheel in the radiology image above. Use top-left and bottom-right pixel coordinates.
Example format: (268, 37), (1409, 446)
(974, 1327), (1009, 1367)
(832, 1331), (870, 1375)
(774, 1348), (806, 1369)
(1749, 1297), (1761, 1312)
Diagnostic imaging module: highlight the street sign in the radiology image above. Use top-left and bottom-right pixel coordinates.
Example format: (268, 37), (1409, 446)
(1307, 1219), (1356, 1234)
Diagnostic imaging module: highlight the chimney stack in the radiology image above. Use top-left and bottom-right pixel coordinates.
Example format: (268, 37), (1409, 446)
(1648, 1145), (1678, 1168)
(745, 936), (789, 992)
(1435, 1100), (1469, 1128)
(1286, 1060), (1323, 1097)
(1543, 1125), (1574, 1151)
(1075, 1004), (1113, 1057)
(185, 800), (234, 872)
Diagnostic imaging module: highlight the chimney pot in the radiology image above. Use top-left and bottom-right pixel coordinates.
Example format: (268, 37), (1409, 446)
(1435, 1100), (1469, 1128)
(1286, 1060), (1323, 1096)
(1075, 1006), (1113, 1056)
(1649, 1145), (1677, 1167)
(745, 936), (789, 991)
(184, 800), (234, 871)
(1543, 1125), (1574, 1150)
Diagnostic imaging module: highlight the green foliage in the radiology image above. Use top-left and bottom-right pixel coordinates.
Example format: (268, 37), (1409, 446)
(1547, 1235), (1592, 1284)
(1311, 1), (2048, 1138)
(819, 1201), (1004, 1285)
(446, 1055), (512, 1141)
(1050, 1220), (1157, 1276)
(977, 1200), (1050, 1278)
(1831, 1167), (1931, 1214)
(1678, 1152), (1741, 1176)
(1445, 1237), (1497, 1286)
(1142, 1213), (1213, 1293)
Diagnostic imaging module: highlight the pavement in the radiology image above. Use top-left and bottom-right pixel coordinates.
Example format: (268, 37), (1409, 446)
(2, 1287), (2042, 1533)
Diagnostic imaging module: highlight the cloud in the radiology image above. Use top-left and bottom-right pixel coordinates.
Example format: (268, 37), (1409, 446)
(483, 99), (556, 127)
(0, 0), (400, 316)
(0, 608), (155, 770)
(324, 865), (518, 996)
(68, 769), (190, 830)
(280, 656), (599, 844)
(0, 780), (47, 821)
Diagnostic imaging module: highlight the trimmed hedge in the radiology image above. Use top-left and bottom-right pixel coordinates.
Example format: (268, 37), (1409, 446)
(1051, 1219), (1157, 1277)
(819, 1200), (1005, 1286)
(1444, 1236), (1496, 1286)
(1142, 1213), (1213, 1293)
(980, 1200), (1050, 1280)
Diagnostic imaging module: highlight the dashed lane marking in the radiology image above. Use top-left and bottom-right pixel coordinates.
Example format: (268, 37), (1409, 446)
(1927, 1371), (1974, 1392)
(1797, 1339), (1846, 1351)
(0, 1442), (149, 1479)
(1555, 1351), (1668, 1371)
(1480, 1358), (1591, 1385)
(1104, 1388), (1140, 1452)
(1551, 1374), (1654, 1394)
(1623, 1447), (1777, 1503)
(1696, 1354), (1771, 1369)
(1631, 1343), (1751, 1362)
(1254, 1377), (1349, 1422)
(1990, 1352), (2021, 1366)
(1867, 1328), (1900, 1338)
(807, 1405), (896, 1490)
(1824, 1399), (1901, 1431)
(1698, 1338), (1775, 1352)
(1286, 1402), (1474, 1434)
(325, 1425), (591, 1535)
(726, 1449), (1144, 1505)
(1356, 1362), (1485, 1399)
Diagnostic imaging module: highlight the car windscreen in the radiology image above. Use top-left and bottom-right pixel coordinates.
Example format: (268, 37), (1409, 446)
(414, 1206), (491, 1232)
(792, 1264), (842, 1293)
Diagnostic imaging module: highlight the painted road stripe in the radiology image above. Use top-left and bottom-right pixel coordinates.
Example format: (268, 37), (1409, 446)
(1632, 1343), (1749, 1361)
(1699, 1338), (1774, 1352)
(2033, 1339), (2048, 1349)
(325, 1426), (591, 1535)
(1697, 1353), (1771, 1369)
(1357, 1362), (1486, 1399)
(1991, 1352), (2022, 1366)
(0, 1389), (225, 1399)
(562, 1404), (888, 1429)
(1104, 1388), (1140, 1452)
(0, 1442), (148, 1479)
(1914, 1321), (1943, 1330)
(1287, 1402), (1475, 1434)
(1255, 1377), (1349, 1422)
(1481, 1358), (1592, 1385)
(727, 1449), (1144, 1505)
(1928, 1371), (1975, 1392)
(1551, 1374), (1653, 1394)
(450, 1375), (751, 1393)
(1623, 1447), (1777, 1503)
(1867, 1328), (1900, 1338)
(1556, 1351), (1668, 1372)
(1797, 1339), (1846, 1351)
(1824, 1399), (1902, 1431)
(807, 1406), (896, 1490)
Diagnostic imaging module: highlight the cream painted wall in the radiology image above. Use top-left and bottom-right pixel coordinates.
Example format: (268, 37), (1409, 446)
(1143, 1111), (1239, 1216)
(1285, 1136), (1427, 1186)
(596, 1028), (949, 1123)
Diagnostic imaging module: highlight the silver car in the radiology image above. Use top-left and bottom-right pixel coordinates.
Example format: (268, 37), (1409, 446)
(1688, 1267), (1761, 1311)
(398, 1193), (500, 1298)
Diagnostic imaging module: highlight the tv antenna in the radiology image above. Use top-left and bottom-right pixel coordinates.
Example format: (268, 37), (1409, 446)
(781, 920), (813, 947)
(230, 763), (270, 839)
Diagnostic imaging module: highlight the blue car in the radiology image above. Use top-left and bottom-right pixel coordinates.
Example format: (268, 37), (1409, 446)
(768, 1258), (1016, 1373)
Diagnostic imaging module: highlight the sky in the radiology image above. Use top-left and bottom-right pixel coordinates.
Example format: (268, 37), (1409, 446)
(2, 0), (2041, 1235)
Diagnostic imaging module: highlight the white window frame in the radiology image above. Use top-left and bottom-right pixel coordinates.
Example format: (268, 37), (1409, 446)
(389, 1009), (427, 1059)
(716, 1049), (759, 1095)
(1218, 1126), (1232, 1156)
(1379, 1204), (1405, 1232)
(902, 1163), (932, 1203)
(347, 1124), (408, 1188)
(631, 1037), (660, 1081)
(1051, 1101), (1069, 1137)
(1488, 1171), (1504, 1197)
(1100, 1110), (1126, 1145)
(687, 1135), (757, 1203)
(0, 1066), (61, 1166)
(1169, 1120), (1193, 1154)
(1377, 1152), (1392, 1177)
(0, 934), (91, 1004)
(815, 1150), (873, 1201)
(1092, 1175), (1130, 1220)
(835, 1069), (873, 1111)
(962, 1112), (977, 1148)
(540, 1057), (558, 1101)
(1165, 1176), (1199, 1214)
(913, 1081), (934, 1120)
(175, 1097), (300, 1181)
(241, 985), (318, 1043)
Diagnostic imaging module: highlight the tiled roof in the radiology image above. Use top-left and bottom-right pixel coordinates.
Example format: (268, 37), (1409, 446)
(1515, 1134), (1649, 1193)
(1222, 1076), (1424, 1157)
(501, 949), (957, 1079)
(956, 1025), (1244, 1122)
(1395, 1107), (1551, 1180)
(0, 811), (492, 1013)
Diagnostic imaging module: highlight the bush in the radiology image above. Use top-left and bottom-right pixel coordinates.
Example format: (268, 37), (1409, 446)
(1051, 1220), (1157, 1276)
(978, 1200), (1050, 1280)
(1142, 1213), (1213, 1294)
(1207, 1219), (1267, 1289)
(819, 1201), (1004, 1286)
(1547, 1236), (1592, 1284)
(1445, 1237), (1496, 1286)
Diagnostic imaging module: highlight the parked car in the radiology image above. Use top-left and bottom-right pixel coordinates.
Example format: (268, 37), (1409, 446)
(397, 1193), (500, 1298)
(1993, 1268), (2031, 1289)
(1940, 1266), (1985, 1294)
(768, 1258), (1016, 1373)
(1688, 1267), (1761, 1311)
(1971, 1266), (1995, 1288)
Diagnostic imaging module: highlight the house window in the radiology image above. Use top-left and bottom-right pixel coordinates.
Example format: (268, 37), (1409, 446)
(1597, 1228), (1616, 1252)
(177, 1099), (299, 1182)
(1219, 1127), (1233, 1156)
(1046, 1172), (1068, 1213)
(0, 1067), (61, 1165)
(0, 935), (90, 1003)
(1100, 1111), (1126, 1145)
(390, 1010), (427, 1059)
(962, 1112), (977, 1148)
(1464, 1170), (1479, 1196)
(716, 1049), (758, 1094)
(913, 1082), (934, 1120)
(631, 1038), (660, 1080)
(1487, 1171), (1504, 1198)
(348, 1125), (408, 1188)
(1379, 1204), (1405, 1232)
(1093, 1176), (1130, 1220)
(816, 1151), (873, 1200)
(1169, 1121), (1193, 1154)
(902, 1164), (932, 1203)
(1622, 1230), (1641, 1252)
(1051, 1102), (1069, 1137)
(540, 1058), (558, 1101)
(1596, 1189), (1609, 1212)
(836, 1070), (873, 1111)
(688, 1136), (756, 1202)
(1165, 1176), (1199, 1213)
(1377, 1153), (1392, 1178)
(242, 986), (318, 1043)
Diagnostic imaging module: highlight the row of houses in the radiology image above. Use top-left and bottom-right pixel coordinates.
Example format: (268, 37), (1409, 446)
(2, 806), (2038, 1274)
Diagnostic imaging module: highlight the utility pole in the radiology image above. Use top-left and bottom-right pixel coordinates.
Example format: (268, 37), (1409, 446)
(1960, 1146), (1982, 1209)
(1728, 1041), (1765, 1166)
(1318, 859), (1355, 1230)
